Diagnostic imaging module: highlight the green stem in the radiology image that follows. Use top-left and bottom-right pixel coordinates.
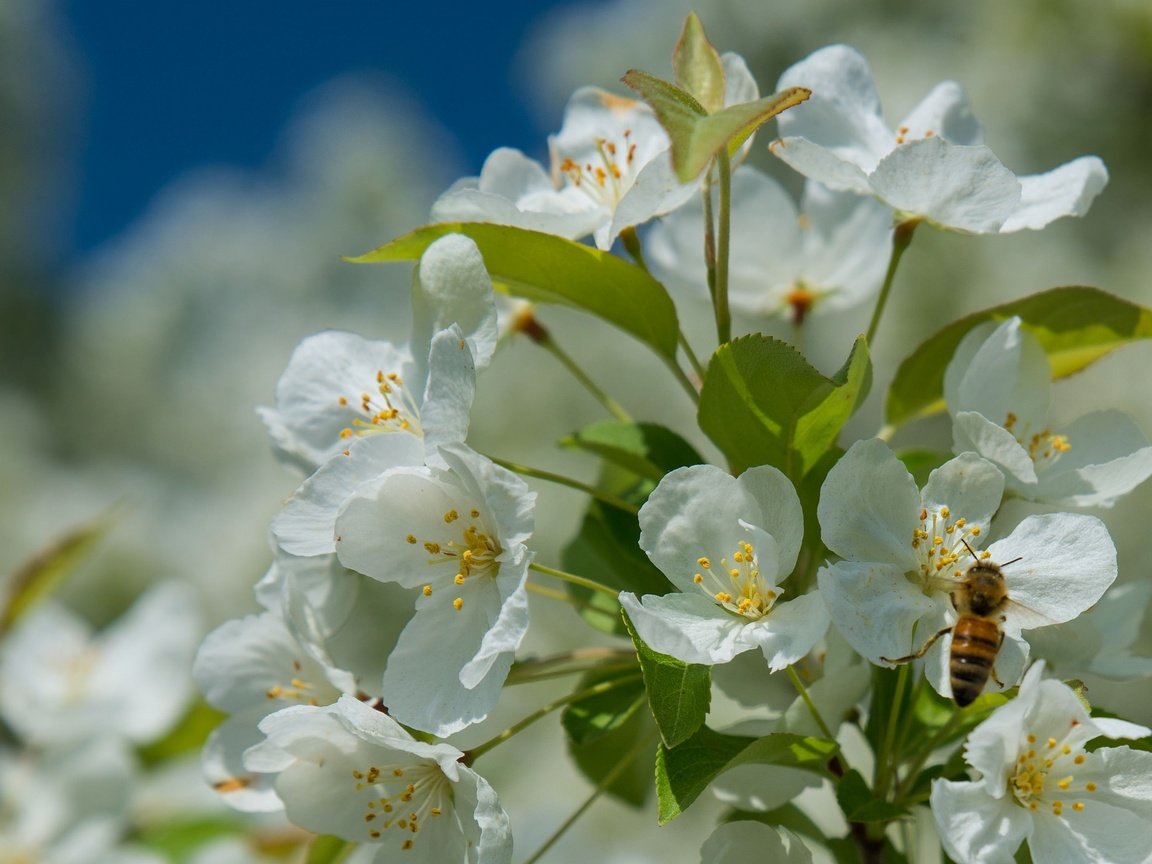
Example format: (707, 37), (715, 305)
(529, 561), (619, 600)
(487, 456), (639, 514)
(786, 665), (837, 744)
(864, 217), (920, 346)
(713, 149), (733, 346)
(874, 662), (911, 799)
(506, 647), (637, 685)
(895, 709), (964, 802)
(678, 330), (706, 382)
(534, 326), (633, 423)
(518, 734), (653, 864)
(523, 582), (619, 623)
(467, 674), (643, 763)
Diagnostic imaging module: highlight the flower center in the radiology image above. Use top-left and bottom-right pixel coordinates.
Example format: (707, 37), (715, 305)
(351, 760), (450, 850)
(692, 541), (778, 619)
(407, 507), (501, 613)
(1003, 412), (1071, 471)
(557, 131), (638, 208)
(1010, 725), (1095, 817)
(336, 368), (422, 443)
(909, 504), (984, 589)
(264, 658), (325, 706)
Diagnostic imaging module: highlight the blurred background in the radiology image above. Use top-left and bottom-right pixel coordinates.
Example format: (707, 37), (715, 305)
(2, 0), (1150, 861)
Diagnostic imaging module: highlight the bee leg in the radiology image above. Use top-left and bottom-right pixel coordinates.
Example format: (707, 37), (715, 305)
(990, 632), (1005, 688)
(881, 626), (952, 665)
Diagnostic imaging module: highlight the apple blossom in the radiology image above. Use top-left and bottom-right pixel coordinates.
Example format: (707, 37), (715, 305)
(333, 442), (535, 736)
(648, 167), (892, 321)
(620, 464), (828, 670)
(817, 439), (1116, 699)
(771, 45), (1107, 234)
(945, 316), (1152, 507)
(245, 696), (512, 863)
(432, 54), (758, 249)
(931, 662), (1152, 864)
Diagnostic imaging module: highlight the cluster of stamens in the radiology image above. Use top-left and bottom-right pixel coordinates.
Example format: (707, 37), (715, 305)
(1003, 412), (1072, 465)
(406, 508), (500, 612)
(1011, 722), (1095, 817)
(910, 505), (983, 585)
(336, 369), (418, 442)
(894, 124), (936, 145)
(558, 131), (637, 206)
(351, 761), (448, 849)
(691, 541), (777, 619)
(265, 658), (321, 706)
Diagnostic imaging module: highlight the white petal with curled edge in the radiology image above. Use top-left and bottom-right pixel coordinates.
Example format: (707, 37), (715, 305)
(952, 411), (1039, 487)
(930, 779), (1031, 864)
(620, 591), (755, 665)
(770, 136), (874, 195)
(897, 81), (983, 146)
(1001, 155), (1109, 233)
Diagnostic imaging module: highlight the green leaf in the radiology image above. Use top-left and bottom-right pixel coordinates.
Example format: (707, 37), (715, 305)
(135, 818), (250, 863)
(896, 448), (951, 489)
(623, 612), (710, 748)
(724, 804), (826, 844)
(1, 509), (117, 636)
(562, 665), (646, 746)
(886, 286), (1152, 427)
(698, 334), (871, 480)
(673, 13), (725, 113)
(348, 223), (680, 363)
(568, 698), (657, 807)
(138, 699), (227, 767)
(623, 69), (811, 182)
(561, 420), (704, 483)
(306, 835), (352, 864)
(561, 500), (672, 635)
(835, 769), (908, 822)
(656, 726), (838, 823)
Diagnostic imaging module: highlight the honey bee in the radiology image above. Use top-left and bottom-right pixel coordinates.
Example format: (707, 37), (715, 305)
(882, 541), (1023, 707)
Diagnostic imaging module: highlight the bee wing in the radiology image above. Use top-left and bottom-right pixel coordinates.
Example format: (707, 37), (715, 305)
(1004, 597), (1059, 632)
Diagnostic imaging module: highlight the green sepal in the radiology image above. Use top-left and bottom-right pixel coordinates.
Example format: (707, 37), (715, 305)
(623, 611), (710, 748)
(623, 68), (810, 182)
(673, 12), (726, 113)
(698, 334), (871, 480)
(835, 769), (908, 822)
(886, 286), (1152, 427)
(348, 223), (680, 363)
(561, 664), (646, 746)
(655, 726), (838, 824)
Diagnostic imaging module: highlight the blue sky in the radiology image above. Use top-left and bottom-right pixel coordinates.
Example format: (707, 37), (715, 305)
(61, 0), (581, 254)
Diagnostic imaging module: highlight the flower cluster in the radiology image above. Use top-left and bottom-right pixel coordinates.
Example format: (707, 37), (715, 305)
(185, 19), (1152, 864)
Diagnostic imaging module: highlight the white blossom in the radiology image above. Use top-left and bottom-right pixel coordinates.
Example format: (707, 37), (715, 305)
(771, 45), (1107, 233)
(945, 317), (1152, 507)
(931, 662), (1152, 864)
(620, 464), (828, 669)
(245, 696), (512, 864)
(817, 440), (1116, 699)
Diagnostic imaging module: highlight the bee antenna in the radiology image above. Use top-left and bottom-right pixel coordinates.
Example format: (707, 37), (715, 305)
(1001, 556), (1023, 567)
(960, 538), (978, 559)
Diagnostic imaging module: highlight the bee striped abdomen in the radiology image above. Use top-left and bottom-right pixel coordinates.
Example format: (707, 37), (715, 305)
(949, 617), (1000, 707)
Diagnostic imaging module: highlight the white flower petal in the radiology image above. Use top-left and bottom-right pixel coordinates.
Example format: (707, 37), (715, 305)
(987, 513), (1116, 631)
(1028, 799), (1152, 864)
(869, 138), (1020, 233)
(701, 821), (812, 864)
(897, 80), (983, 146)
(753, 591), (830, 671)
(817, 561), (941, 665)
(921, 451), (1005, 529)
(775, 44), (893, 168)
(770, 136), (874, 195)
(930, 779), (1031, 864)
(619, 591), (756, 665)
(817, 438), (921, 568)
(952, 411), (1039, 487)
(946, 317), (1052, 429)
(419, 327), (477, 455)
(1035, 409), (1152, 507)
(1001, 156), (1109, 233)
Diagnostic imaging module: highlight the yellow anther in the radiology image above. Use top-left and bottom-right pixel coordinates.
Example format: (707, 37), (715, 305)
(454, 573), (465, 585)
(422, 585), (432, 597)
(1073, 802), (1084, 811)
(1086, 782), (1097, 792)
(1027, 734), (1037, 744)
(1047, 738), (1058, 749)
(1057, 777), (1072, 790)
(444, 509), (459, 523)
(940, 506), (950, 518)
(715, 592), (732, 603)
(693, 573), (703, 584)
(453, 597), (463, 611)
(406, 534), (417, 544)
(470, 508), (480, 518)
(1074, 754), (1085, 765)
(697, 557), (711, 568)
